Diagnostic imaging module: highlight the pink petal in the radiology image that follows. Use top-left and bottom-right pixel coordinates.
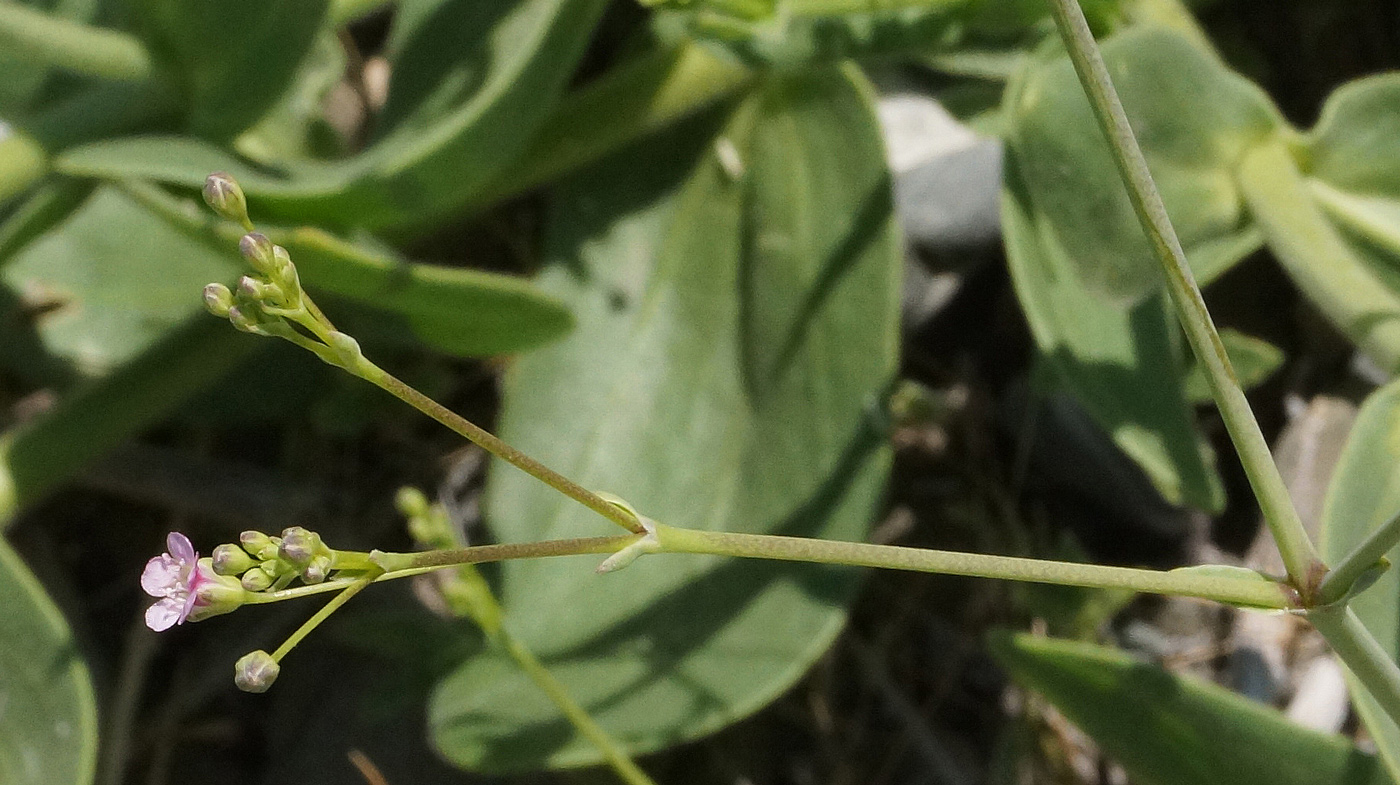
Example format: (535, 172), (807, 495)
(141, 555), (182, 597)
(145, 598), (184, 631)
(166, 532), (196, 564)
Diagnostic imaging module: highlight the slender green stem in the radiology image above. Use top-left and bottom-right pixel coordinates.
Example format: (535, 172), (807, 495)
(0, 4), (153, 81)
(1320, 509), (1400, 605)
(653, 526), (1293, 608)
(492, 627), (657, 785)
(244, 529), (1292, 609)
(1043, 0), (1324, 593)
(1308, 605), (1400, 726)
(350, 358), (646, 534)
(270, 569), (381, 662)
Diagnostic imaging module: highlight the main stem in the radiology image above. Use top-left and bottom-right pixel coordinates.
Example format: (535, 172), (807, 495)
(1042, 0), (1324, 594)
(262, 531), (1293, 610)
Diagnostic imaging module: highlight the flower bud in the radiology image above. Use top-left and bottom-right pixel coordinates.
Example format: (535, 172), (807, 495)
(238, 232), (277, 274)
(227, 306), (264, 334)
(395, 487), (430, 519)
(240, 530), (272, 554)
(279, 526), (320, 565)
(212, 543), (256, 575)
(187, 559), (248, 622)
(303, 554), (332, 584)
(240, 568), (273, 592)
(203, 283), (234, 317)
(234, 650), (280, 693)
(204, 172), (249, 225)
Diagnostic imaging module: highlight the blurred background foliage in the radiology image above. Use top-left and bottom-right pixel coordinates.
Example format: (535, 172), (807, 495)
(2, 0), (1400, 783)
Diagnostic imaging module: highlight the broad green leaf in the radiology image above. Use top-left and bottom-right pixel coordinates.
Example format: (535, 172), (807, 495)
(431, 65), (900, 771)
(1003, 156), (1224, 511)
(1319, 379), (1400, 779)
(1007, 27), (1278, 303)
(990, 633), (1392, 785)
(1182, 328), (1283, 404)
(2, 186), (237, 375)
(0, 177), (94, 267)
(275, 227), (575, 357)
(114, 180), (576, 357)
(232, 33), (349, 163)
(0, 0), (102, 119)
(59, 0), (609, 230)
(131, 0), (330, 141)
(0, 537), (98, 785)
(1308, 74), (1400, 201)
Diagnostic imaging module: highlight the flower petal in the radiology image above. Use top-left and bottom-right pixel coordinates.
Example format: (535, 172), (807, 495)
(141, 555), (182, 597)
(145, 597), (184, 631)
(166, 532), (196, 564)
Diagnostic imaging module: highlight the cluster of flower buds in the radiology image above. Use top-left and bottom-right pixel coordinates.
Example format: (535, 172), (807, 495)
(200, 172), (365, 371)
(213, 526), (339, 590)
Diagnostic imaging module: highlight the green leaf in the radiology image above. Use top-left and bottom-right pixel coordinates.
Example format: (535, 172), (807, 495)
(110, 180), (576, 358)
(1, 186), (238, 375)
(132, 0), (330, 141)
(1307, 74), (1400, 202)
(0, 537), (98, 785)
(60, 0), (610, 230)
(430, 65), (900, 771)
(1319, 379), (1400, 780)
(1182, 328), (1283, 404)
(0, 0), (101, 119)
(1003, 156), (1224, 511)
(990, 633), (1392, 785)
(1006, 27), (1278, 303)
(272, 227), (575, 357)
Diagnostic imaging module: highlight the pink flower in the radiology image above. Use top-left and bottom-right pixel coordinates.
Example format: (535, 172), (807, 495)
(141, 533), (245, 631)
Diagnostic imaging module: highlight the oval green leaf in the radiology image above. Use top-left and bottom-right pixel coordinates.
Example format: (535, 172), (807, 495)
(430, 65), (900, 771)
(991, 632), (1391, 785)
(59, 0), (609, 230)
(1007, 27), (1279, 303)
(1003, 155), (1224, 511)
(0, 538), (98, 785)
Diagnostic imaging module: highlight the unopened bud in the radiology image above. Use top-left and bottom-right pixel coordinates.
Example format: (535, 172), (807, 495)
(238, 233), (277, 274)
(227, 306), (263, 334)
(240, 568), (273, 591)
(279, 526), (320, 565)
(234, 650), (280, 693)
(395, 487), (430, 519)
(212, 543), (256, 575)
(303, 554), (332, 584)
(240, 530), (272, 554)
(204, 172), (249, 226)
(203, 283), (234, 317)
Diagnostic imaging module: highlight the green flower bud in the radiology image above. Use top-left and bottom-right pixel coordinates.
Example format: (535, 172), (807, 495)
(237, 275), (281, 306)
(240, 530), (272, 554)
(395, 487), (430, 519)
(211, 543), (256, 575)
(240, 568), (273, 592)
(227, 306), (264, 334)
(203, 283), (235, 318)
(238, 232), (277, 275)
(279, 526), (321, 565)
(234, 650), (280, 693)
(303, 554), (332, 584)
(203, 172), (249, 226)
